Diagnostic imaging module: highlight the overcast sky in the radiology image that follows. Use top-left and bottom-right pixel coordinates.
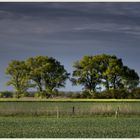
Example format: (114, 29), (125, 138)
(0, 2), (140, 91)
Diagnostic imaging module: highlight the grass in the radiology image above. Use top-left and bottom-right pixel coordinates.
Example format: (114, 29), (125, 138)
(0, 116), (139, 138)
(0, 98), (140, 102)
(0, 100), (139, 116)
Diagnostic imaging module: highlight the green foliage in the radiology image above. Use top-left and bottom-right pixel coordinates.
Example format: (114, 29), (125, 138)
(6, 60), (31, 98)
(94, 89), (129, 99)
(80, 90), (94, 98)
(5, 54), (139, 99)
(0, 91), (13, 98)
(6, 56), (69, 98)
(72, 56), (100, 92)
(72, 54), (139, 94)
(122, 66), (139, 90)
(26, 56), (69, 97)
(130, 88), (140, 99)
(12, 92), (28, 98)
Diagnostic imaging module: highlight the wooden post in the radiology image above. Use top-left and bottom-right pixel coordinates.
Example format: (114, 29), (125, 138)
(56, 106), (59, 119)
(115, 107), (119, 118)
(72, 106), (75, 115)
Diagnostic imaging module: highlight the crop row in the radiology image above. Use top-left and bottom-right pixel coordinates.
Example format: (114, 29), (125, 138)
(0, 117), (139, 138)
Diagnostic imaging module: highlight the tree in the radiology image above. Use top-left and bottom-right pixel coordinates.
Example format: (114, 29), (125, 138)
(90, 54), (124, 90)
(6, 60), (30, 98)
(72, 54), (139, 93)
(103, 56), (124, 90)
(26, 56), (69, 97)
(26, 56), (44, 93)
(72, 56), (100, 94)
(122, 66), (139, 90)
(92, 54), (111, 90)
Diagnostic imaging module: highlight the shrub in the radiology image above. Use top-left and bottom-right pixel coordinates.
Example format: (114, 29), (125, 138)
(93, 89), (129, 99)
(81, 90), (94, 98)
(0, 91), (13, 98)
(70, 92), (81, 98)
(130, 88), (140, 99)
(26, 92), (35, 97)
(34, 92), (40, 98)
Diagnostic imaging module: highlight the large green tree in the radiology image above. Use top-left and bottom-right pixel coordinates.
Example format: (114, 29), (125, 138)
(103, 55), (124, 90)
(72, 54), (139, 92)
(26, 56), (69, 97)
(72, 56), (101, 93)
(6, 60), (30, 98)
(26, 56), (44, 92)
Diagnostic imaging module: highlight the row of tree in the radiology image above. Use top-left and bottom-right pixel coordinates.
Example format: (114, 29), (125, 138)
(72, 54), (139, 94)
(6, 54), (139, 98)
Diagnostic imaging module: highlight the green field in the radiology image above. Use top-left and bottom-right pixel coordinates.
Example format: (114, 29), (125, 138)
(0, 100), (139, 117)
(0, 100), (139, 138)
(0, 117), (139, 138)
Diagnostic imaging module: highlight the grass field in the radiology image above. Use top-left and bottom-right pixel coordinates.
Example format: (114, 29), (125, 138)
(0, 100), (139, 116)
(0, 99), (139, 138)
(0, 117), (139, 138)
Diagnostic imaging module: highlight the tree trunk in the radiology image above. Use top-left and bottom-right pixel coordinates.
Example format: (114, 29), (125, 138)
(106, 80), (109, 90)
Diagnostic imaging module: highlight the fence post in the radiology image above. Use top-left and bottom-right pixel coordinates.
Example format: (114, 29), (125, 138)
(115, 107), (119, 118)
(72, 106), (75, 115)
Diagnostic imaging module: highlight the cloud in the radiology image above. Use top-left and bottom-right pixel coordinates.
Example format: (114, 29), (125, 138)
(73, 22), (140, 37)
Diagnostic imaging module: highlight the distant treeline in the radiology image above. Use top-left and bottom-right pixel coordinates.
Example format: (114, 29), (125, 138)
(5, 54), (140, 98)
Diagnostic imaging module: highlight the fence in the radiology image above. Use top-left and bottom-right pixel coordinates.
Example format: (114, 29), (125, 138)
(0, 101), (139, 117)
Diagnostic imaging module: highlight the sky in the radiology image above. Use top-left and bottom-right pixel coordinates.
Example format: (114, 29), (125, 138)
(0, 2), (140, 91)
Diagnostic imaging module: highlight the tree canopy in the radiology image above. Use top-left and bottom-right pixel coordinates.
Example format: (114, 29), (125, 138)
(72, 54), (139, 93)
(6, 56), (69, 98)
(6, 60), (30, 98)
(26, 56), (69, 97)
(6, 54), (139, 98)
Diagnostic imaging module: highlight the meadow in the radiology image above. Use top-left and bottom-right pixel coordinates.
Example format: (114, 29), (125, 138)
(0, 99), (139, 117)
(0, 117), (139, 138)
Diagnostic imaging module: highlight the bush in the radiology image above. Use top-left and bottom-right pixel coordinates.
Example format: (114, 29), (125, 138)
(34, 92), (40, 98)
(93, 89), (129, 99)
(71, 92), (81, 98)
(34, 91), (53, 98)
(56, 91), (82, 98)
(26, 92), (35, 97)
(130, 88), (140, 99)
(12, 92), (30, 98)
(0, 91), (13, 98)
(81, 90), (95, 98)
(57, 91), (66, 97)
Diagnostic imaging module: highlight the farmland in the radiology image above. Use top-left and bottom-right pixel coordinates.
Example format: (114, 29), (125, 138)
(0, 99), (139, 117)
(0, 117), (139, 138)
(0, 99), (139, 138)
